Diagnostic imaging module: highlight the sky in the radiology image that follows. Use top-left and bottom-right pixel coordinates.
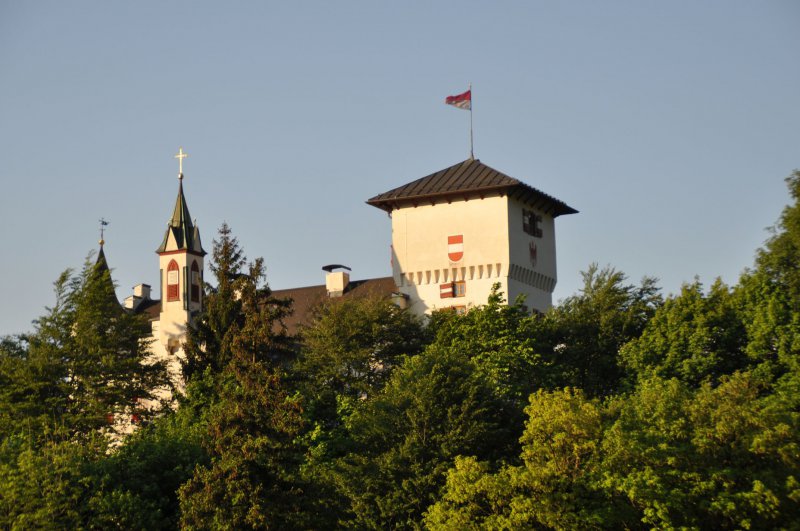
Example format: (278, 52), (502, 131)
(1, 1), (798, 336)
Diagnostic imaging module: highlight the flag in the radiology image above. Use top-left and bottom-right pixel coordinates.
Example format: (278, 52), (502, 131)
(445, 89), (471, 110)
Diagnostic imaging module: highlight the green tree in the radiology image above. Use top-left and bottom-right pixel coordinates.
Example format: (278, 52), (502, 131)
(736, 170), (800, 374)
(295, 294), (428, 401)
(534, 265), (661, 396)
(620, 279), (748, 387)
(426, 388), (629, 530)
(426, 285), (546, 407)
(321, 348), (513, 529)
(0, 334), (65, 441)
(85, 402), (209, 530)
(0, 432), (106, 529)
(292, 294), (429, 478)
(0, 252), (169, 440)
(178, 357), (309, 530)
(183, 223), (293, 381)
(602, 372), (800, 529)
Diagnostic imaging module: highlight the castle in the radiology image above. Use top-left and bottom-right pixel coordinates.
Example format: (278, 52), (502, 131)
(109, 150), (576, 381)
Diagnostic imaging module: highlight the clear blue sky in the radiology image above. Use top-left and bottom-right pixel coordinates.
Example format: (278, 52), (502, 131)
(1, 1), (798, 336)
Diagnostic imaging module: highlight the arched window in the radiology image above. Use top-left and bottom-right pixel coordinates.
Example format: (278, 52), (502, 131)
(167, 260), (180, 302)
(191, 261), (201, 303)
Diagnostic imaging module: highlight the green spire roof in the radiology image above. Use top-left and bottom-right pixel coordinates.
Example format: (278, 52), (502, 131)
(156, 180), (206, 255)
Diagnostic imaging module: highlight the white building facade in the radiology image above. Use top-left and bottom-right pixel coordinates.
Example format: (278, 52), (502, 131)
(368, 159), (577, 315)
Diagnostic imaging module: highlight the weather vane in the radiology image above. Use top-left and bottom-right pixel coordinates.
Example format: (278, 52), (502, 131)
(175, 147), (188, 180)
(99, 218), (109, 246)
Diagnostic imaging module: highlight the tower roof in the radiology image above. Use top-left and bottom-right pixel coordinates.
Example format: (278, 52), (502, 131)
(366, 158), (578, 217)
(157, 181), (206, 255)
(95, 245), (111, 275)
(93, 244), (121, 307)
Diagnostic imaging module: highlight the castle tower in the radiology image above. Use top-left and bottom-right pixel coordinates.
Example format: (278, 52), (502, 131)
(154, 148), (206, 356)
(367, 159), (577, 315)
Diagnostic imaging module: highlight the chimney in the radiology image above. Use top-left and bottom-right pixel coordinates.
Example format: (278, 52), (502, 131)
(123, 295), (137, 310)
(133, 283), (151, 300)
(323, 264), (351, 298)
(123, 284), (152, 311)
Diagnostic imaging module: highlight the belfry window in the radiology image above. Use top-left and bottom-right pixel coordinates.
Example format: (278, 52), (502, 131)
(167, 260), (180, 302)
(191, 261), (201, 303)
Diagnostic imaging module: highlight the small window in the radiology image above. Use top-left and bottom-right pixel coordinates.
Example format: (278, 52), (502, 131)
(167, 260), (180, 302)
(453, 305), (467, 315)
(523, 209), (543, 238)
(190, 261), (201, 303)
(454, 281), (466, 297)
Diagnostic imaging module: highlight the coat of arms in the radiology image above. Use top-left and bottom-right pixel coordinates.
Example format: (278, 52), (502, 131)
(448, 235), (463, 262)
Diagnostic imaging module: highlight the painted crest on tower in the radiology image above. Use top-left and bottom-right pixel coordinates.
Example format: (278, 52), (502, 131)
(448, 235), (464, 262)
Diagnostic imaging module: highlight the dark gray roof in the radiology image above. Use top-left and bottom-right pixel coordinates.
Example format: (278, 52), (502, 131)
(367, 158), (577, 217)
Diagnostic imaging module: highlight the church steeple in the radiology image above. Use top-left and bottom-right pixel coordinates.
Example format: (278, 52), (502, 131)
(156, 180), (206, 255)
(156, 147), (205, 336)
(156, 148), (206, 256)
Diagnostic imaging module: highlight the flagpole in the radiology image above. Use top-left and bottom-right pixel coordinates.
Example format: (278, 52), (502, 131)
(469, 82), (474, 160)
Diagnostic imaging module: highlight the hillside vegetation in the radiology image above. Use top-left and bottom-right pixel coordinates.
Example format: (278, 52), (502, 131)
(2, 173), (800, 529)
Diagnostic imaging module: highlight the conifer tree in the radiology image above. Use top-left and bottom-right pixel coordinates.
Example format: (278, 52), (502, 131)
(182, 223), (292, 382)
(178, 356), (309, 529)
(0, 252), (169, 440)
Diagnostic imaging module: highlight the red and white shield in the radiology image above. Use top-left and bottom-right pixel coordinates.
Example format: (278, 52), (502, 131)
(448, 235), (463, 262)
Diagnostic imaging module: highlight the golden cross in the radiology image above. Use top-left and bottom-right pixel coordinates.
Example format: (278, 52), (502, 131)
(175, 147), (188, 178)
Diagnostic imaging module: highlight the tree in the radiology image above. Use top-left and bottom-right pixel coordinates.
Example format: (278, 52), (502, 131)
(426, 388), (629, 530)
(0, 252), (169, 440)
(295, 294), (428, 401)
(183, 223), (293, 381)
(601, 372), (800, 529)
(534, 265), (661, 396)
(320, 348), (514, 529)
(0, 433), (107, 529)
(736, 170), (800, 374)
(291, 294), (428, 470)
(426, 284), (547, 407)
(85, 402), (209, 530)
(178, 357), (310, 530)
(620, 279), (748, 387)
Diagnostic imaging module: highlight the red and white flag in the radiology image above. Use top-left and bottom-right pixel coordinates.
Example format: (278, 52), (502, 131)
(445, 89), (471, 110)
(448, 235), (464, 262)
